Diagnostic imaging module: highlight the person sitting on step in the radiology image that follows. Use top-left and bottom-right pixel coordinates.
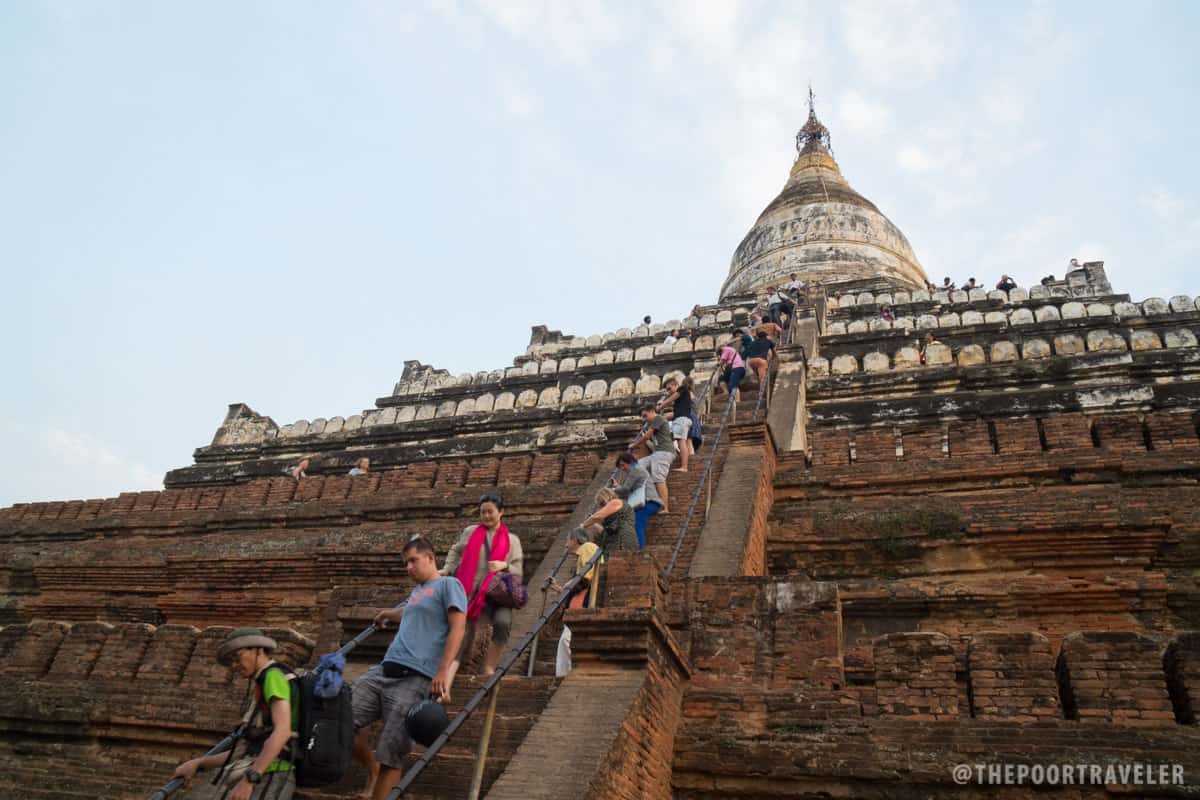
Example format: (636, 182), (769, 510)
(285, 457), (310, 481)
(348, 457), (370, 476)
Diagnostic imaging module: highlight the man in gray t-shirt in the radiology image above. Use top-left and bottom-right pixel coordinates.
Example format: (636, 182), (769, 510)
(350, 537), (466, 800)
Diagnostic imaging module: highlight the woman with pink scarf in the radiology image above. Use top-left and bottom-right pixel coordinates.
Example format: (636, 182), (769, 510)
(440, 493), (523, 680)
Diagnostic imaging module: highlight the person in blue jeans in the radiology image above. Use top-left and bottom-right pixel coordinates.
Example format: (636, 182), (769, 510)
(612, 452), (661, 549)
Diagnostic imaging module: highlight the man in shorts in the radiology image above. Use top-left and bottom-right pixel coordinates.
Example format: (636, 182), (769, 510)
(351, 536), (466, 800)
(630, 404), (675, 514)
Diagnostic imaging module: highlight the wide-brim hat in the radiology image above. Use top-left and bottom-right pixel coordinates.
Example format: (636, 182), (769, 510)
(216, 627), (277, 665)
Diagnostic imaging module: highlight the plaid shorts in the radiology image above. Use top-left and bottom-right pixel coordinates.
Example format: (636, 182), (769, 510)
(351, 664), (431, 769)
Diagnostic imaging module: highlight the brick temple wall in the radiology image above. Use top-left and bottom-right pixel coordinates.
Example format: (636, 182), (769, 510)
(0, 452), (603, 636)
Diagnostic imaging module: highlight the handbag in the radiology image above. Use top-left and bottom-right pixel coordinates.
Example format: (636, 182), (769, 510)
(486, 571), (529, 609)
(476, 532), (528, 609)
(626, 480), (647, 510)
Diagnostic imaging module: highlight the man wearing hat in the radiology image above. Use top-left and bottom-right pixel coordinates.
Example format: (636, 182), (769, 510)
(170, 628), (298, 799)
(352, 535), (467, 800)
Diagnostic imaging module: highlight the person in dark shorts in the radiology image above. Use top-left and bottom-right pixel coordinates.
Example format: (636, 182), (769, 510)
(744, 330), (776, 388)
(351, 536), (466, 800)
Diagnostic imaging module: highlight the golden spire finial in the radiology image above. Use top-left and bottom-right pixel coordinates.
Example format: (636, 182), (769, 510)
(796, 85), (832, 157)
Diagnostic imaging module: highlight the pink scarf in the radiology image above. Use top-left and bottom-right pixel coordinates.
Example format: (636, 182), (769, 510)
(454, 523), (511, 621)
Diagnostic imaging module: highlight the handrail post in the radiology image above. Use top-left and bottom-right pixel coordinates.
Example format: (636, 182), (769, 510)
(467, 683), (502, 800)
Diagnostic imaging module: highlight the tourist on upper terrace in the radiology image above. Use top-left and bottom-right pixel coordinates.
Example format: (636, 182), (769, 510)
(441, 493), (523, 681)
(170, 627), (298, 800)
(549, 527), (601, 677)
(348, 457), (370, 476)
(352, 535), (466, 800)
(629, 405), (674, 514)
(285, 458), (310, 480)
(714, 342), (747, 403)
(642, 315), (652, 327)
(942, 277), (956, 291)
(963, 277), (978, 290)
(662, 328), (681, 347)
(996, 274), (1017, 291)
(919, 332), (939, 365)
(1041, 274), (1056, 285)
(880, 304), (894, 322)
(658, 377), (695, 473)
(612, 451), (661, 549)
(783, 272), (805, 294)
(580, 488), (639, 553)
(744, 330), (776, 391)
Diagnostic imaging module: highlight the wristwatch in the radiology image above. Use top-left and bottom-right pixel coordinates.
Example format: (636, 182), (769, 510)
(245, 768), (262, 785)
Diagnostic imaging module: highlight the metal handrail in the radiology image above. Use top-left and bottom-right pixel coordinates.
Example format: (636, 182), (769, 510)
(524, 548), (571, 677)
(146, 620), (390, 799)
(751, 361), (772, 423)
(665, 388), (738, 577)
(396, 381), (684, 796)
(389, 546), (605, 798)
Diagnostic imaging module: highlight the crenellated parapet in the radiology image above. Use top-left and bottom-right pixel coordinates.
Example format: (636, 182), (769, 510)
(804, 273), (1200, 431)
(168, 299), (774, 487)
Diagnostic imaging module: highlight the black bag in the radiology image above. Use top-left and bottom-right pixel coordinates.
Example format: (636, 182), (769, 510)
(294, 670), (354, 787)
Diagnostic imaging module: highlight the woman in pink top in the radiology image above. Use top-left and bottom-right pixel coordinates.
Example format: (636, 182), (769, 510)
(714, 343), (747, 401)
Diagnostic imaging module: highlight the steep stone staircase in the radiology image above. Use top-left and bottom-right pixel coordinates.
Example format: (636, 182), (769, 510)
(293, 674), (559, 800)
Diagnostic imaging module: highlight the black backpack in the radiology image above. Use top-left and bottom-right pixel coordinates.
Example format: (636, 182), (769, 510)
(253, 664), (354, 787)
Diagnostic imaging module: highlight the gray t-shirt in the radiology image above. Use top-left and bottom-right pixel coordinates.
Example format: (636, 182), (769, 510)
(648, 416), (673, 452)
(383, 576), (467, 678)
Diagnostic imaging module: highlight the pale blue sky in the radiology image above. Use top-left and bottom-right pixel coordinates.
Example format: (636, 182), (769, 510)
(3, 1), (1198, 507)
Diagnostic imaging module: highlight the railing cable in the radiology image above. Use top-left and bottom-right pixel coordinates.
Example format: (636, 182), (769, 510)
(664, 385), (737, 577)
(146, 618), (392, 800)
(388, 546), (605, 798)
